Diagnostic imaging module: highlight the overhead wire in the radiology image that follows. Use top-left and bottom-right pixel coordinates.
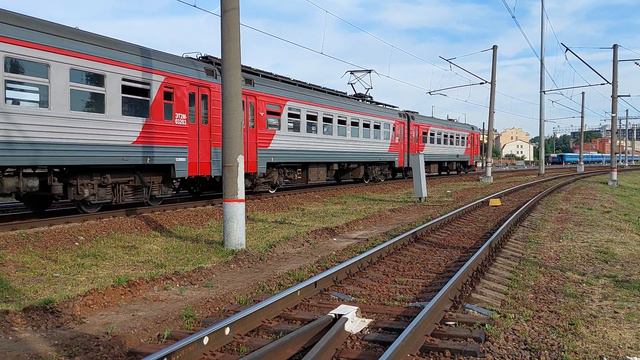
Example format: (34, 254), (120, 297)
(303, 0), (538, 107)
(174, 0), (538, 121)
(541, 4), (609, 117)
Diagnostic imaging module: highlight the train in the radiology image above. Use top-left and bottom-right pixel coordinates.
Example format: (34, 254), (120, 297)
(547, 153), (639, 165)
(0, 9), (481, 213)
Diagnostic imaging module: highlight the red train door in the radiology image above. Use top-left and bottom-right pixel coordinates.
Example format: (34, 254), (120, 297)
(186, 85), (212, 176)
(243, 95), (258, 173)
(395, 122), (405, 167)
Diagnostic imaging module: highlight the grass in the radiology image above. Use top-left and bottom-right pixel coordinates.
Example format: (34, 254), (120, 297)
(161, 328), (172, 343)
(181, 305), (197, 331)
(0, 174), (534, 310)
(488, 173), (640, 358)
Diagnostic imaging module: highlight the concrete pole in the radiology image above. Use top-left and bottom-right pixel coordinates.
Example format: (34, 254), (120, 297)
(221, 0), (246, 249)
(538, 0), (546, 176)
(633, 124), (637, 165)
(481, 45), (498, 183)
(481, 121), (486, 170)
(619, 117), (623, 165)
(625, 110), (629, 167)
(609, 44), (619, 187)
(577, 91), (585, 173)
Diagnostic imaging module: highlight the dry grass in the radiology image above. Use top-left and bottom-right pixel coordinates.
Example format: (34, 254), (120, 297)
(0, 174), (534, 311)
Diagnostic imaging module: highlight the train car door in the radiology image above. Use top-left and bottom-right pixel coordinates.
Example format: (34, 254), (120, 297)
(186, 85), (212, 176)
(395, 122), (405, 167)
(243, 95), (258, 173)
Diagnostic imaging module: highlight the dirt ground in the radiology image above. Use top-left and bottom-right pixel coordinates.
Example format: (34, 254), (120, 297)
(484, 173), (640, 359)
(0, 172), (548, 359)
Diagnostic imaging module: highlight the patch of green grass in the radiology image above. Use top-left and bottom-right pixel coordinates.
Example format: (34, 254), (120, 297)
(161, 328), (172, 343)
(105, 324), (116, 336)
(236, 344), (249, 356)
(562, 284), (581, 300)
(181, 305), (197, 331)
(285, 268), (312, 283)
(595, 247), (618, 264)
(0, 276), (21, 304)
(235, 294), (252, 306)
(113, 276), (130, 286)
(612, 278), (640, 292)
(35, 297), (56, 308)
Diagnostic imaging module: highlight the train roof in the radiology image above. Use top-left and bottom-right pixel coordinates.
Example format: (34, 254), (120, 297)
(1, 9), (478, 132)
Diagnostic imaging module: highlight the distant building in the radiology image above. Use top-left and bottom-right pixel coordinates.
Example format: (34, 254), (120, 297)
(496, 127), (530, 149)
(496, 128), (534, 161)
(501, 139), (534, 161)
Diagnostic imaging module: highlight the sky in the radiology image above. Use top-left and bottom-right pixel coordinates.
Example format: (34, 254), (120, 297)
(3, 0), (640, 136)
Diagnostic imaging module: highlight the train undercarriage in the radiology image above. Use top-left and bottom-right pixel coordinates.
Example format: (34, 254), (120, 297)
(1, 166), (174, 213)
(1, 160), (472, 213)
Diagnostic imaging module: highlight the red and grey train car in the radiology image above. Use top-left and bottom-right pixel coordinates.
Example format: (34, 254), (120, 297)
(0, 9), (480, 212)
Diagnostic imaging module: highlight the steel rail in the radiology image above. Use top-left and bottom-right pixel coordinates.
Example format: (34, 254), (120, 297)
(143, 170), (604, 360)
(380, 169), (635, 358)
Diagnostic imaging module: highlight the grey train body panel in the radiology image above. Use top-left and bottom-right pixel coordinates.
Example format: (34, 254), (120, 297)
(0, 142), (188, 177)
(257, 149), (398, 174)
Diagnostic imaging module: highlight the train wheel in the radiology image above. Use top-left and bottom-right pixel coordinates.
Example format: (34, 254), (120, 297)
(145, 196), (164, 206)
(75, 201), (103, 214)
(268, 183), (279, 194)
(22, 194), (53, 213)
(362, 174), (371, 184)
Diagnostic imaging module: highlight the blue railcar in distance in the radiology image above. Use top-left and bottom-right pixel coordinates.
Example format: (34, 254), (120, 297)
(549, 153), (639, 165)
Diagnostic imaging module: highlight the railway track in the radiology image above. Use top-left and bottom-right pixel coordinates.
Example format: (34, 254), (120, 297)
(133, 169), (623, 360)
(0, 166), (601, 233)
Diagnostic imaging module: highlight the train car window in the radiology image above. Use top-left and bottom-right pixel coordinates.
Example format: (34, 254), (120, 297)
(4, 57), (49, 79)
(461, 136), (466, 147)
(287, 107), (301, 132)
(443, 133), (448, 146)
(306, 111), (318, 134)
(5, 80), (49, 108)
(201, 93), (209, 124)
(163, 89), (174, 121)
(249, 102), (255, 128)
(337, 116), (347, 137)
(373, 122), (381, 140)
(436, 131), (442, 145)
(121, 79), (150, 118)
(4, 57), (50, 108)
(421, 131), (428, 144)
(362, 121), (371, 139)
(455, 134), (460, 146)
(350, 119), (360, 138)
(69, 69), (105, 114)
(266, 104), (281, 130)
(322, 114), (334, 135)
(70, 89), (105, 114)
(383, 123), (391, 140)
(70, 69), (104, 87)
(429, 132), (435, 144)
(188, 92), (196, 123)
